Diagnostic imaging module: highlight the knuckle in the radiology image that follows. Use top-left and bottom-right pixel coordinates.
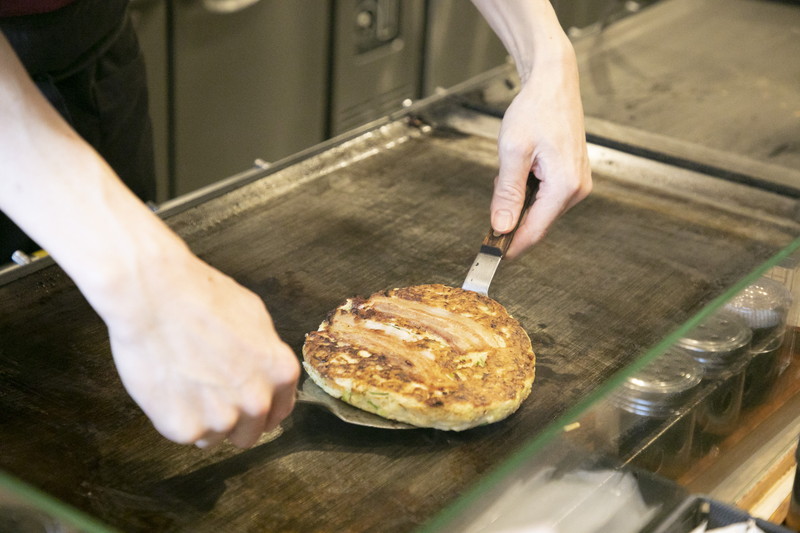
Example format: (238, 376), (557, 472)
(243, 390), (272, 418)
(567, 173), (592, 204)
(211, 408), (240, 433)
(284, 354), (302, 383)
(494, 182), (527, 205)
(159, 417), (204, 445)
(271, 343), (301, 384)
(498, 137), (531, 159)
(581, 176), (593, 197)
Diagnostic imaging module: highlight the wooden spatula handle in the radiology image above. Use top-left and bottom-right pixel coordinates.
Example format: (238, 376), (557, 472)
(481, 173), (539, 256)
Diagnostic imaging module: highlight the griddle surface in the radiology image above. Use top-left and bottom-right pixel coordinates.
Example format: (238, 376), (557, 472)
(1, 118), (798, 531)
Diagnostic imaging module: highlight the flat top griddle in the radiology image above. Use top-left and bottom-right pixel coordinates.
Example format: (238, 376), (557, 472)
(0, 108), (798, 532)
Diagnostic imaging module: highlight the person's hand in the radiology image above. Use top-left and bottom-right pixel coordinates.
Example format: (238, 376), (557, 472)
(104, 250), (300, 449)
(471, 0), (593, 259)
(491, 51), (592, 259)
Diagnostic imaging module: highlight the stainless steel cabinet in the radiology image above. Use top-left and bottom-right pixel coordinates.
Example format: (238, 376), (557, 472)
(423, 0), (507, 96)
(132, 0), (329, 199)
(172, 0), (330, 196)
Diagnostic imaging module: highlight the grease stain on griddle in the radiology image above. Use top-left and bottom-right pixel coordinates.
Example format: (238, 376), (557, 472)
(244, 270), (322, 347)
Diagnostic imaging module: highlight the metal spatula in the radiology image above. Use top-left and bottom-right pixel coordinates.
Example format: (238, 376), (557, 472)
(463, 174), (538, 296)
(296, 379), (416, 429)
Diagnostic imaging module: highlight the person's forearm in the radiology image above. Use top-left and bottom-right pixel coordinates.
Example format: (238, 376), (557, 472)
(0, 33), (188, 324)
(1, 33), (301, 448)
(471, 0), (572, 83)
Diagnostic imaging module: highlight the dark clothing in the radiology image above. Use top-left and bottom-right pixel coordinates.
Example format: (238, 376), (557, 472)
(0, 0), (155, 260)
(0, 0), (77, 17)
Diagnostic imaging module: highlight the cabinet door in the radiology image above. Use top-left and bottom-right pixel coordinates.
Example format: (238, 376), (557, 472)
(173, 0), (330, 196)
(422, 0), (507, 97)
(329, 0), (425, 135)
(130, 0), (169, 202)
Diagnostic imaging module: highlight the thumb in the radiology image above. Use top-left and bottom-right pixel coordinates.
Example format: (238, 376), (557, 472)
(491, 157), (531, 234)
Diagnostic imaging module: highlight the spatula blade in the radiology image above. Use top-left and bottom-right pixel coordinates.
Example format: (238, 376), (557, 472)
(462, 245), (502, 296)
(462, 173), (538, 297)
(296, 379), (416, 429)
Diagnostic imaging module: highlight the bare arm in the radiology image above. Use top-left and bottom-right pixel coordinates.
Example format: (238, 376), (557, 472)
(0, 33), (299, 448)
(472, 0), (592, 258)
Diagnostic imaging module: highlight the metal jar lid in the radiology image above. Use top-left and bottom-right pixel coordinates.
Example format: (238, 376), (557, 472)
(724, 277), (792, 329)
(612, 348), (703, 418)
(677, 310), (752, 376)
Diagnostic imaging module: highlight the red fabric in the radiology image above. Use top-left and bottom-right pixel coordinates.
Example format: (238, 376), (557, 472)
(0, 0), (77, 16)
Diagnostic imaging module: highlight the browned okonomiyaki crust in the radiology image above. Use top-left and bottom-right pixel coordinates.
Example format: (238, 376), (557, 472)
(302, 284), (535, 430)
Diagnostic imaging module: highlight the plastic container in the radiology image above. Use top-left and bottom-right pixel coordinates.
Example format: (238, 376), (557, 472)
(676, 311), (752, 452)
(608, 349), (703, 478)
(743, 332), (786, 409)
(725, 277), (792, 350)
(724, 277), (793, 410)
